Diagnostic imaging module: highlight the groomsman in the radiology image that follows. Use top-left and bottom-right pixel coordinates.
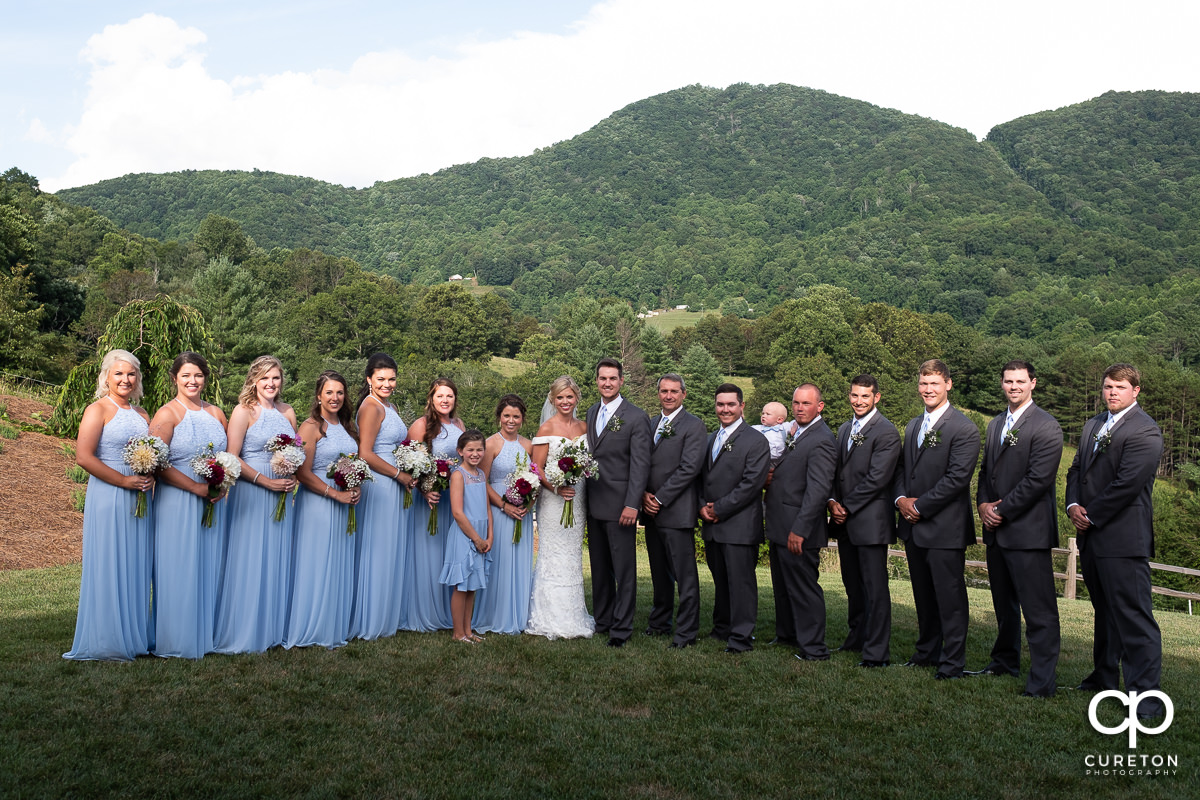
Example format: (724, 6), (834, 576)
(1066, 363), (1165, 718)
(972, 361), (1063, 697)
(641, 373), (707, 648)
(585, 357), (651, 648)
(827, 374), (901, 668)
(894, 359), (981, 680)
(764, 384), (837, 661)
(699, 383), (771, 653)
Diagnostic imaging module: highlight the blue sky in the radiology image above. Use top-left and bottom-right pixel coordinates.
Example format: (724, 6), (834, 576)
(3, 1), (1198, 192)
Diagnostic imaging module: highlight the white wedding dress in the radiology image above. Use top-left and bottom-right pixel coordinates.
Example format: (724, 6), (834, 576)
(525, 435), (595, 639)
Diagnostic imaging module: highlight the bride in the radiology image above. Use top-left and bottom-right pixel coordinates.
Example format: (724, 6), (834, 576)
(525, 375), (595, 639)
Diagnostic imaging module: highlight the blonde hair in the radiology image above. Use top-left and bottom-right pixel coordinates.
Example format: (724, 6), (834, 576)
(548, 375), (581, 402)
(95, 349), (144, 401)
(239, 355), (285, 408)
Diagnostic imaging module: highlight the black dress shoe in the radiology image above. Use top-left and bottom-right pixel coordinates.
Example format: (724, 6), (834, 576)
(902, 659), (934, 668)
(668, 641), (694, 649)
(966, 667), (1020, 677)
(1073, 682), (1103, 692)
(643, 628), (670, 637)
(934, 671), (964, 681)
(606, 637), (625, 648)
(796, 653), (830, 662)
(858, 660), (890, 668)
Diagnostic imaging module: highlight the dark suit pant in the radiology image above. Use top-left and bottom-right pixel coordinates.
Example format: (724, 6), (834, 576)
(906, 543), (968, 676)
(985, 545), (1061, 696)
(1081, 548), (1164, 716)
(838, 539), (892, 663)
(771, 542), (829, 659)
(645, 520), (700, 644)
(768, 543), (797, 646)
(587, 516), (637, 642)
(705, 540), (758, 651)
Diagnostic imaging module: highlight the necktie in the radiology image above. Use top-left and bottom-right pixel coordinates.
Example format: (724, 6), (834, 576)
(849, 418), (861, 452)
(712, 427), (727, 460)
(1093, 413), (1114, 452)
(918, 415), (931, 448)
(597, 404), (610, 437)
(654, 415), (667, 444)
(1002, 412), (1015, 440)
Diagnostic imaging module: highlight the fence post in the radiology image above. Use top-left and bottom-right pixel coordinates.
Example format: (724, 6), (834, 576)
(1065, 536), (1078, 600)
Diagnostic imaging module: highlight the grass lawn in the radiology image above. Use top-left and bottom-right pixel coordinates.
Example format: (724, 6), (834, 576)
(643, 309), (713, 334)
(488, 356), (534, 378)
(2, 550), (1197, 799)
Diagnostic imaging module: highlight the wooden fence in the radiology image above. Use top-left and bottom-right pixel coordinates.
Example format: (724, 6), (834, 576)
(829, 537), (1200, 615)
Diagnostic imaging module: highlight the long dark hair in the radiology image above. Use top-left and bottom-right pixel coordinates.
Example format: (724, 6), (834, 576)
(421, 377), (458, 448)
(357, 352), (399, 413)
(308, 370), (357, 440)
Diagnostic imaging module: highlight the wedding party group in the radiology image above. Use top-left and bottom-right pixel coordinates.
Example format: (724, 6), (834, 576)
(62, 348), (1166, 717)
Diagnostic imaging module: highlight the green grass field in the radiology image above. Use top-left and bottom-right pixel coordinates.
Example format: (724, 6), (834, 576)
(2, 551), (1196, 799)
(642, 309), (712, 334)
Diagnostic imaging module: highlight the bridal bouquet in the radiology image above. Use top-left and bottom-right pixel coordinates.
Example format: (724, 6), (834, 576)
(122, 434), (169, 518)
(190, 442), (242, 528)
(327, 452), (374, 534)
(543, 440), (598, 528)
(503, 452), (540, 544)
(392, 439), (433, 509)
(417, 457), (458, 536)
(265, 432), (305, 522)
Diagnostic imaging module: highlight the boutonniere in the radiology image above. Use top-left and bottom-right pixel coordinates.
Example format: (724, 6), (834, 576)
(722, 440), (735, 453)
(784, 433), (796, 451)
(920, 429), (941, 450)
(659, 420), (676, 439)
(606, 416), (624, 432)
(1003, 428), (1020, 448)
(1093, 430), (1112, 453)
(850, 432), (866, 448)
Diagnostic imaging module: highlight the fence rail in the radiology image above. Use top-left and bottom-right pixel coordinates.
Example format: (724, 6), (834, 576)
(832, 536), (1200, 615)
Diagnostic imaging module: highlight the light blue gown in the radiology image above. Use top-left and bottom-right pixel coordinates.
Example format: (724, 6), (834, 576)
(473, 437), (534, 633)
(284, 421), (357, 649)
(213, 406), (297, 653)
(404, 421), (460, 631)
(440, 464), (490, 592)
(349, 399), (410, 640)
(152, 400), (228, 659)
(64, 398), (153, 661)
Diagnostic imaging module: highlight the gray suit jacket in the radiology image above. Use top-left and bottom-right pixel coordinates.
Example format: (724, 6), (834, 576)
(642, 409), (706, 530)
(976, 403), (1063, 550)
(893, 406), (981, 549)
(829, 412), (901, 546)
(1065, 405), (1162, 558)
(764, 418), (837, 547)
(585, 397), (651, 521)
(699, 422), (770, 546)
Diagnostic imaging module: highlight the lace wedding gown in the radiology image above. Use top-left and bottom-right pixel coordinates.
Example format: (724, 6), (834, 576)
(525, 435), (595, 639)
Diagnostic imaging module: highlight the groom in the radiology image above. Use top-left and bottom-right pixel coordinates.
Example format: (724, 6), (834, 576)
(586, 358), (651, 647)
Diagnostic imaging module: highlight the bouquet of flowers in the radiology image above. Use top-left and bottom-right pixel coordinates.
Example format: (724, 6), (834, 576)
(190, 442), (242, 528)
(543, 440), (598, 527)
(327, 452), (374, 534)
(265, 432), (305, 522)
(417, 457), (457, 536)
(122, 434), (169, 518)
(503, 452), (540, 544)
(392, 439), (433, 509)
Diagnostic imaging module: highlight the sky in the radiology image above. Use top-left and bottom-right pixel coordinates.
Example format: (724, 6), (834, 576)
(3, 0), (1198, 193)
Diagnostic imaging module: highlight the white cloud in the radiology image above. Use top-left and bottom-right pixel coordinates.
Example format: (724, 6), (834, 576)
(42, 1), (1200, 192)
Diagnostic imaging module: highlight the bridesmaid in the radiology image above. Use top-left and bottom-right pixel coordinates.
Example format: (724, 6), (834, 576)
(349, 353), (414, 640)
(472, 394), (535, 634)
(284, 371), (361, 649)
(213, 355), (299, 654)
(64, 349), (154, 661)
(148, 352), (229, 659)
(402, 378), (461, 631)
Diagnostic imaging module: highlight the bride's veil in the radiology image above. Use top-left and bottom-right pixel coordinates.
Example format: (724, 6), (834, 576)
(539, 391), (579, 425)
